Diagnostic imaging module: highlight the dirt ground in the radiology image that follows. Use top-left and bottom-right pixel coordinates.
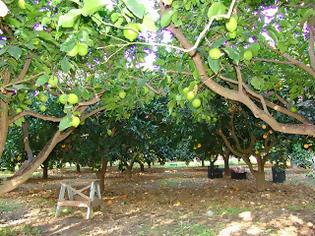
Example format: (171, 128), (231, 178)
(1, 167), (315, 236)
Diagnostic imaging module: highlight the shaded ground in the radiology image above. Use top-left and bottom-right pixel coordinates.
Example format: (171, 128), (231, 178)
(1, 166), (315, 236)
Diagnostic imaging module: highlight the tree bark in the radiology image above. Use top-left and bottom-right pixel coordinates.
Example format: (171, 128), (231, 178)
(254, 171), (266, 191)
(201, 158), (205, 167)
(76, 163), (81, 173)
(42, 159), (49, 179)
(139, 162), (145, 172)
(223, 155), (231, 177)
(22, 122), (33, 161)
(0, 70), (10, 158)
(96, 159), (108, 194)
(0, 129), (73, 195)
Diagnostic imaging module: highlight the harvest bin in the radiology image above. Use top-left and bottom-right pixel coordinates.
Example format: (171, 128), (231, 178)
(272, 166), (286, 183)
(231, 170), (247, 179)
(208, 165), (223, 179)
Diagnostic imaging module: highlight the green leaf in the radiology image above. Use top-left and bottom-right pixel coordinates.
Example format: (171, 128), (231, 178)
(161, 10), (174, 28)
(59, 116), (72, 131)
(141, 14), (157, 32)
(7, 46), (22, 60)
(111, 13), (121, 23)
(35, 75), (49, 87)
(124, 0), (146, 19)
(81, 0), (107, 16)
(223, 47), (240, 63)
(248, 43), (260, 57)
(207, 2), (227, 19)
(58, 9), (82, 28)
(60, 57), (72, 73)
(250, 77), (263, 90)
(208, 57), (220, 73)
(37, 31), (58, 45)
(211, 37), (226, 48)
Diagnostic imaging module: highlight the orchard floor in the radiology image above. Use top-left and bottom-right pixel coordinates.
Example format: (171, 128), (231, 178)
(1, 167), (315, 236)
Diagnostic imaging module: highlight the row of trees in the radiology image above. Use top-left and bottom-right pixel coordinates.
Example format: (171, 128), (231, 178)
(2, 97), (314, 191)
(0, 0), (314, 194)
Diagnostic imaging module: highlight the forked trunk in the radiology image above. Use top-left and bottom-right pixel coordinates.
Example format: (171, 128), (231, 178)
(0, 129), (73, 195)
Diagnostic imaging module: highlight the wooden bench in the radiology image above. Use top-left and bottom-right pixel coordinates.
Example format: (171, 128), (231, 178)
(55, 180), (102, 220)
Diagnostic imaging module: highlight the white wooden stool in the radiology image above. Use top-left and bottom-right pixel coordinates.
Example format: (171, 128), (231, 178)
(55, 180), (102, 220)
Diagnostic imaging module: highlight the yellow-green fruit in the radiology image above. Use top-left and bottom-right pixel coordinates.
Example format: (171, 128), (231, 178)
(228, 31), (237, 39)
(40, 105), (46, 112)
(209, 48), (222, 60)
(243, 50), (253, 61)
(225, 17), (237, 32)
(123, 23), (139, 41)
(107, 129), (112, 136)
(68, 93), (79, 105)
(58, 94), (67, 104)
(16, 108), (22, 113)
(119, 91), (126, 99)
(78, 43), (88, 56)
(290, 107), (297, 113)
(183, 87), (190, 95)
(162, 0), (173, 5)
(48, 76), (58, 87)
(71, 116), (80, 127)
(39, 94), (48, 103)
(143, 86), (149, 95)
(186, 91), (196, 101)
(192, 98), (201, 108)
(67, 45), (79, 57)
(18, 0), (26, 9)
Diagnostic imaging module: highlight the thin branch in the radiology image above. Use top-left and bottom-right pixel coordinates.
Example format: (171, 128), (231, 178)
(145, 82), (162, 95)
(10, 111), (62, 124)
(235, 66), (243, 93)
(308, 18), (315, 70)
(16, 55), (32, 82)
(268, 46), (315, 78)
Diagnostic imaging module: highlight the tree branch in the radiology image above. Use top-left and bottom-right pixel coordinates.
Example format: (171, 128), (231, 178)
(10, 111), (62, 124)
(308, 18), (315, 70)
(16, 55), (32, 82)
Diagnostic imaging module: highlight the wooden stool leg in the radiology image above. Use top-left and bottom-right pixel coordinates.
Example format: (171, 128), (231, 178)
(55, 184), (66, 217)
(86, 206), (93, 220)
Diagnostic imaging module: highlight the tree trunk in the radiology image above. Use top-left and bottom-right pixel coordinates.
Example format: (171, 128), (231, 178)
(223, 155), (231, 177)
(0, 71), (10, 158)
(201, 158), (205, 167)
(139, 162), (144, 172)
(147, 162), (151, 168)
(96, 159), (108, 194)
(76, 163), (81, 173)
(254, 171), (266, 191)
(0, 129), (73, 195)
(42, 160), (49, 179)
(125, 162), (134, 178)
(253, 156), (266, 191)
(22, 122), (33, 161)
(290, 159), (298, 169)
